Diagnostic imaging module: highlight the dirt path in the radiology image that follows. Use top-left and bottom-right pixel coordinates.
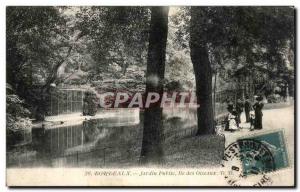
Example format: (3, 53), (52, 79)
(222, 105), (295, 165)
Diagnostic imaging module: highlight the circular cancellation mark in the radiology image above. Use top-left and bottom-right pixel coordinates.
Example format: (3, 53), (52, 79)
(222, 139), (276, 186)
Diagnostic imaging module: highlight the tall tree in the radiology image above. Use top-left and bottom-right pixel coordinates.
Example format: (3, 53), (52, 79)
(189, 7), (215, 135)
(6, 6), (71, 120)
(140, 7), (169, 164)
(187, 7), (294, 135)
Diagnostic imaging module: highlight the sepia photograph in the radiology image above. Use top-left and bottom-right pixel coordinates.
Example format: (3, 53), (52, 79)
(5, 4), (295, 187)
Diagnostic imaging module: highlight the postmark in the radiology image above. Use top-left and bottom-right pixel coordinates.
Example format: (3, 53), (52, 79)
(222, 139), (275, 186)
(222, 130), (290, 186)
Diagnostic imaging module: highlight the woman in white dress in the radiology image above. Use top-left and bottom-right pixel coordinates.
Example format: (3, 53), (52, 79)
(228, 111), (238, 131)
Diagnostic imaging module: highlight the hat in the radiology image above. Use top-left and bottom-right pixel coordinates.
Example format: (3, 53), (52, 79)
(256, 95), (263, 101)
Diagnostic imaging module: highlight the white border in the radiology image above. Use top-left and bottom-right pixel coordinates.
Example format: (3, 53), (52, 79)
(0, 0), (298, 6)
(0, 0), (298, 191)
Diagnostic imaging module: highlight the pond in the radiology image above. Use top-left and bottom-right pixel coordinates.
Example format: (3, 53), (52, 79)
(7, 107), (199, 168)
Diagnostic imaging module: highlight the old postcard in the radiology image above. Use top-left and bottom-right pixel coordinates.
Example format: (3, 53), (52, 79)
(6, 6), (295, 187)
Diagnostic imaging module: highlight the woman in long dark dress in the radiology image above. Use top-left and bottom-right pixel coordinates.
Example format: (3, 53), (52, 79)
(244, 96), (251, 123)
(253, 97), (264, 129)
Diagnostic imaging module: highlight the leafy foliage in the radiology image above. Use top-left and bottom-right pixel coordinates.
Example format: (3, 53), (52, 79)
(173, 7), (294, 96)
(7, 84), (32, 131)
(73, 7), (150, 77)
(7, 7), (69, 87)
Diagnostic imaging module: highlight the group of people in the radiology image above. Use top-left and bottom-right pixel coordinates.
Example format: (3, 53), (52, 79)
(225, 95), (264, 132)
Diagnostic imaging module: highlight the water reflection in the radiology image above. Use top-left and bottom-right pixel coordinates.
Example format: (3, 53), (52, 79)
(7, 108), (198, 167)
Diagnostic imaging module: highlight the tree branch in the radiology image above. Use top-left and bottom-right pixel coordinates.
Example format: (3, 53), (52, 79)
(42, 32), (86, 91)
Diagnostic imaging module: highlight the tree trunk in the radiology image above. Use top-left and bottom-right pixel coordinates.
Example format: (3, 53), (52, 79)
(190, 7), (215, 135)
(213, 71), (217, 120)
(140, 7), (169, 165)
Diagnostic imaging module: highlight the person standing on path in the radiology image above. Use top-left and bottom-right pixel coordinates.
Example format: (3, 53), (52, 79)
(225, 100), (234, 131)
(236, 99), (244, 125)
(244, 96), (251, 123)
(228, 110), (239, 132)
(253, 96), (264, 130)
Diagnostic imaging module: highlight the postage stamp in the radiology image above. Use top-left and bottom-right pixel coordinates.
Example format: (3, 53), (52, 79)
(243, 130), (290, 171)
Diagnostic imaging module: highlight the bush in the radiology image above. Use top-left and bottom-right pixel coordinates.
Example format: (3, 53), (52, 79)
(6, 92), (32, 147)
(7, 116), (32, 131)
(6, 92), (32, 131)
